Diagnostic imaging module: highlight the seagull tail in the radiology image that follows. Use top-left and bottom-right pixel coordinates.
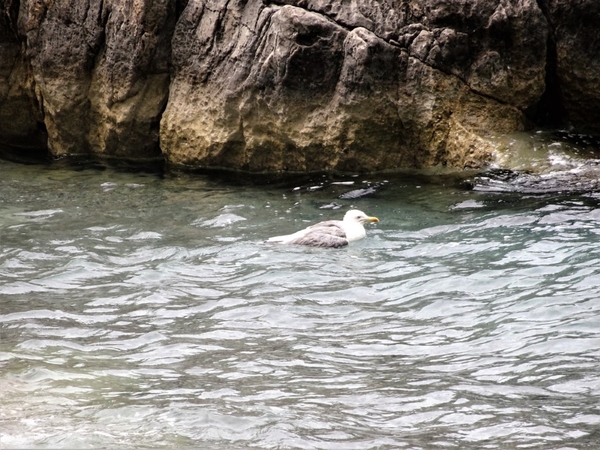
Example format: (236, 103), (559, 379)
(265, 234), (291, 244)
(266, 229), (308, 244)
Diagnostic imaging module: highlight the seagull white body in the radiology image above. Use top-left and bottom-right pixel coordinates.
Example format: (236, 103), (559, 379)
(267, 210), (379, 248)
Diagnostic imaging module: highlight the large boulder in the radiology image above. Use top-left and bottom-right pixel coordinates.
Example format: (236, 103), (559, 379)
(160, 0), (546, 171)
(161, 3), (409, 172)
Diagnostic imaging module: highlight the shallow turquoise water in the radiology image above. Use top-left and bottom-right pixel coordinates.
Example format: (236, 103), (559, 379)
(1, 158), (600, 449)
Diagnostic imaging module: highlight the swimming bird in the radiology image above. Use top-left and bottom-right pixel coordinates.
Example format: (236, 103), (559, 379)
(267, 210), (379, 248)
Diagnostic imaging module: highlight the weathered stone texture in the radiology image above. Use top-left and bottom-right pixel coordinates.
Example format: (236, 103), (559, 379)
(9, 0), (175, 158)
(0, 0), (599, 171)
(0, 0), (44, 150)
(161, 0), (542, 171)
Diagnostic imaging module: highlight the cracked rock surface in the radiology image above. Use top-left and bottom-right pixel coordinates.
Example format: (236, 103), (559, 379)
(1, 0), (599, 172)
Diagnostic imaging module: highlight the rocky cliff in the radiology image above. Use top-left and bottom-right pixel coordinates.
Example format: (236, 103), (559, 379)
(1, 0), (599, 172)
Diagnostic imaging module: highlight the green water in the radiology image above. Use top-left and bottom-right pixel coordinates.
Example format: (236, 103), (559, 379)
(1, 147), (600, 448)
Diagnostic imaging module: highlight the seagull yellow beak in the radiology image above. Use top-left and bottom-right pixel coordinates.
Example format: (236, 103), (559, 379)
(364, 216), (379, 223)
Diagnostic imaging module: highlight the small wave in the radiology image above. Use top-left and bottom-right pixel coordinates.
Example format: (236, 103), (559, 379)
(13, 209), (63, 217)
(195, 213), (247, 228)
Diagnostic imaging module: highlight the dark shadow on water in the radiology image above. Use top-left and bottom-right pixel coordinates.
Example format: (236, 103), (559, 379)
(0, 144), (166, 177)
(0, 144), (52, 166)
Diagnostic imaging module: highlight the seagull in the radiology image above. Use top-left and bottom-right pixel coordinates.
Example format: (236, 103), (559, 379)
(267, 209), (379, 248)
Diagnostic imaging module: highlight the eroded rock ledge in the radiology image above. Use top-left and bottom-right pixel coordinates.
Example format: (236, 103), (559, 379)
(1, 0), (599, 173)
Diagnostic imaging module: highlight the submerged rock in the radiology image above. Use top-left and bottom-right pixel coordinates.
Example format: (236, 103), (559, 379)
(470, 131), (600, 194)
(0, 0), (599, 173)
(472, 165), (600, 194)
(339, 186), (380, 199)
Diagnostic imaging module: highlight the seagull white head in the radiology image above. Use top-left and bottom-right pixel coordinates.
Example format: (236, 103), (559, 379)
(343, 209), (379, 225)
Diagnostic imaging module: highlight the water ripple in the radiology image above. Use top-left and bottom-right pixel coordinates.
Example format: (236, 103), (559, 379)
(2, 161), (600, 448)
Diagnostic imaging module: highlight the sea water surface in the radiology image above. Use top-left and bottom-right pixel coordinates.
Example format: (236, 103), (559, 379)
(2, 135), (600, 449)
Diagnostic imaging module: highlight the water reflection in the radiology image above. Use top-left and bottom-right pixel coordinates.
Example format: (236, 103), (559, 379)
(1, 157), (600, 448)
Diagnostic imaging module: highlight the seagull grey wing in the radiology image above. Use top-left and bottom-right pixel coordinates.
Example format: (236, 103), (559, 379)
(307, 221), (346, 237)
(307, 220), (343, 230)
(287, 230), (349, 248)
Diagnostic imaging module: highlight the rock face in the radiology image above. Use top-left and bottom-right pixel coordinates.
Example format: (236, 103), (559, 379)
(0, 0), (599, 171)
(539, 0), (600, 134)
(160, 0), (544, 171)
(3, 0), (175, 158)
(0, 0), (44, 150)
